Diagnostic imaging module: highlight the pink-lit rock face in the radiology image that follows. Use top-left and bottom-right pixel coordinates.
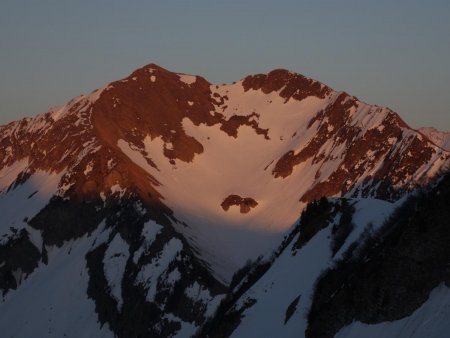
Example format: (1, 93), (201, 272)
(221, 194), (258, 213)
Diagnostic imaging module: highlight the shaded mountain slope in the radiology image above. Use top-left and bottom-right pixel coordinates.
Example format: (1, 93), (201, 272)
(307, 170), (450, 338)
(198, 170), (450, 338)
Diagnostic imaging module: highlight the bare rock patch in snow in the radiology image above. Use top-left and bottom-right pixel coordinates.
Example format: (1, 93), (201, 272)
(242, 69), (331, 102)
(221, 195), (258, 214)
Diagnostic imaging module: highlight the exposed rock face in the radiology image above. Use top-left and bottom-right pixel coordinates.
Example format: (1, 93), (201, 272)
(221, 195), (258, 213)
(0, 229), (41, 293)
(306, 171), (450, 338)
(242, 69), (331, 101)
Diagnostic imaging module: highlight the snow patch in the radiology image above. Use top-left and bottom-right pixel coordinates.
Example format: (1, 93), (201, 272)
(110, 184), (126, 197)
(84, 162), (93, 175)
(133, 220), (163, 264)
(107, 158), (116, 170)
(103, 233), (130, 309)
(136, 238), (183, 302)
(165, 142), (174, 150)
(178, 74), (197, 85)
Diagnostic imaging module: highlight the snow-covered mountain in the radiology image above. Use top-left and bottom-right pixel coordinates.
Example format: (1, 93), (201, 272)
(1, 63), (449, 338)
(418, 127), (450, 151)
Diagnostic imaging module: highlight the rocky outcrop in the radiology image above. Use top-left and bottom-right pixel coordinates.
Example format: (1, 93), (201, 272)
(0, 229), (41, 294)
(221, 195), (258, 213)
(242, 69), (331, 102)
(306, 171), (450, 338)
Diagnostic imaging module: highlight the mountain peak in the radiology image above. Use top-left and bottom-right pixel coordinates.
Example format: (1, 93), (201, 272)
(129, 62), (169, 75)
(1, 63), (449, 282)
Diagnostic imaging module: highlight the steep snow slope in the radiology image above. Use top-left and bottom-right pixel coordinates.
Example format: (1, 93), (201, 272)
(335, 283), (450, 338)
(0, 230), (114, 338)
(0, 195), (227, 338)
(204, 198), (396, 338)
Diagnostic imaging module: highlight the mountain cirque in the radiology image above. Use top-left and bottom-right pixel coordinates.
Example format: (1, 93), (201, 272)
(0, 63), (449, 338)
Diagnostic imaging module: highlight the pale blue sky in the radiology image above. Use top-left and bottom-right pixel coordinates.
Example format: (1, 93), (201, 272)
(1, 0), (449, 129)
